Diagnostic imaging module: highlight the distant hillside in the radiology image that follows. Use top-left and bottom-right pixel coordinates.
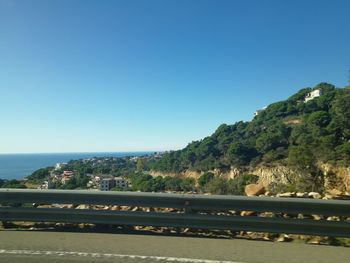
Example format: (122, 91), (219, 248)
(151, 83), (350, 179)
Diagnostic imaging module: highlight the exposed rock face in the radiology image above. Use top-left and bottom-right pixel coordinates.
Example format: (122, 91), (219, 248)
(253, 163), (350, 194)
(337, 167), (350, 193)
(150, 162), (350, 193)
(245, 184), (266, 196)
(214, 167), (243, 179)
(252, 166), (295, 187)
(149, 170), (179, 178)
(149, 167), (244, 180)
(149, 170), (202, 179)
(321, 163), (350, 193)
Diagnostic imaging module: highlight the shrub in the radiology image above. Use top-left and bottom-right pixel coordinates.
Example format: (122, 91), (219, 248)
(198, 172), (215, 187)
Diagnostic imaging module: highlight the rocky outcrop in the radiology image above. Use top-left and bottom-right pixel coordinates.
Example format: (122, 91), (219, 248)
(252, 163), (350, 194)
(320, 163), (350, 194)
(252, 166), (295, 187)
(151, 162), (350, 194)
(150, 167), (244, 180)
(149, 170), (202, 179)
(245, 184), (266, 196)
(213, 167), (243, 179)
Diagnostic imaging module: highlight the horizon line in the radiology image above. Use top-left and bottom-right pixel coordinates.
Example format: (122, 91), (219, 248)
(0, 150), (166, 155)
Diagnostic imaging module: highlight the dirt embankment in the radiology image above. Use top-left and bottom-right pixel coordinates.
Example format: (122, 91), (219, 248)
(150, 163), (350, 194)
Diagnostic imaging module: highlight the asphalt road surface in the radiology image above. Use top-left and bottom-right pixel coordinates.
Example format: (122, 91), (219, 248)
(0, 230), (349, 263)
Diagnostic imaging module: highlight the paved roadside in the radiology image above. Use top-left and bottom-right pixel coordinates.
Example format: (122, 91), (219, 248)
(0, 230), (349, 263)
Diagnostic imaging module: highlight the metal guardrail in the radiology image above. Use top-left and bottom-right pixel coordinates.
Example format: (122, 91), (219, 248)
(0, 189), (350, 237)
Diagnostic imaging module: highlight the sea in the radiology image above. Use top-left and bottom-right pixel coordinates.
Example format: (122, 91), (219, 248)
(0, 152), (152, 180)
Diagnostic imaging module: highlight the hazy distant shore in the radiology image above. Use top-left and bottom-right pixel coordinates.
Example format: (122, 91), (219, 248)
(0, 152), (152, 180)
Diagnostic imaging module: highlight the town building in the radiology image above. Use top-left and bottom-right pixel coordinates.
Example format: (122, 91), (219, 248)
(114, 177), (128, 189)
(55, 162), (67, 170)
(38, 180), (53, 190)
(61, 176), (72, 185)
(63, 170), (74, 176)
(99, 178), (116, 191)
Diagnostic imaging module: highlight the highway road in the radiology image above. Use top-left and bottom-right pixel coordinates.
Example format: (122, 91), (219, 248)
(0, 230), (349, 263)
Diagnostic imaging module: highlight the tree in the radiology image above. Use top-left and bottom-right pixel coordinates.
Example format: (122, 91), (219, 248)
(336, 142), (350, 162)
(27, 168), (51, 182)
(196, 137), (218, 159)
(307, 111), (330, 128)
(136, 158), (145, 172)
(204, 177), (228, 195)
(62, 177), (78, 190)
(1, 180), (27, 189)
(151, 176), (166, 192)
(288, 146), (315, 172)
(288, 146), (323, 192)
(332, 89), (350, 140)
(180, 178), (195, 192)
(164, 176), (183, 191)
(198, 172), (215, 187)
(227, 142), (255, 165)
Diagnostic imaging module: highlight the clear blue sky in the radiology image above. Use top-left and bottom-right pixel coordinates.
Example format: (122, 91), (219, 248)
(0, 0), (349, 153)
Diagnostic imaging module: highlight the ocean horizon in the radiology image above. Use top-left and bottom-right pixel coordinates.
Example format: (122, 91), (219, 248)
(0, 152), (153, 180)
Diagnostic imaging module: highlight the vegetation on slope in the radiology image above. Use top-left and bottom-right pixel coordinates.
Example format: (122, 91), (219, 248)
(150, 83), (350, 191)
(0, 179), (27, 189)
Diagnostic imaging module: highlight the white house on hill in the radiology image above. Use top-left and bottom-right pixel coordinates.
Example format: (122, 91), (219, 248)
(254, 106), (267, 116)
(304, 89), (322, 102)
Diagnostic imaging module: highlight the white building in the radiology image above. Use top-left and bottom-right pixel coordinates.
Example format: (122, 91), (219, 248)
(99, 178), (116, 191)
(38, 180), (53, 190)
(55, 162), (67, 170)
(254, 106), (267, 116)
(304, 89), (322, 102)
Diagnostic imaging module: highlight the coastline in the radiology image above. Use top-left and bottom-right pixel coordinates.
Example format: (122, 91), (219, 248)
(0, 152), (152, 180)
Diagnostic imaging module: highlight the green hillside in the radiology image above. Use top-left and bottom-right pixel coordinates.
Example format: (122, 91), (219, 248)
(151, 83), (350, 175)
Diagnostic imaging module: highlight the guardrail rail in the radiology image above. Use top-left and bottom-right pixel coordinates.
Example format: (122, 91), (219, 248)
(0, 189), (349, 237)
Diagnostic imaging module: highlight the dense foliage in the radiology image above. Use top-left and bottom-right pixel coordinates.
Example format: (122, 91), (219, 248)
(0, 179), (27, 189)
(26, 167), (52, 182)
(120, 172), (258, 195)
(57, 157), (137, 176)
(151, 84), (350, 188)
(126, 173), (196, 192)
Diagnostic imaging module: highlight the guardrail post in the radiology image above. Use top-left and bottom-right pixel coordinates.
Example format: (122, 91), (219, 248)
(184, 200), (193, 214)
